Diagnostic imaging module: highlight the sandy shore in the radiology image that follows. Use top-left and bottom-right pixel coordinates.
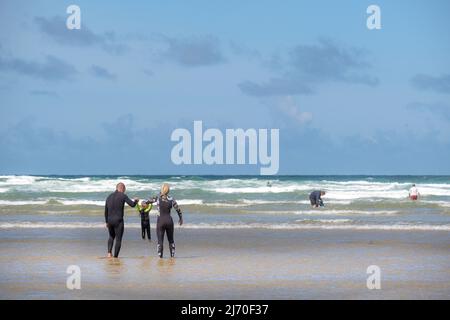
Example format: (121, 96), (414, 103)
(1, 227), (449, 299)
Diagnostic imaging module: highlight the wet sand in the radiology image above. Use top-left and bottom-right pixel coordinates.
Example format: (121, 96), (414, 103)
(0, 227), (449, 299)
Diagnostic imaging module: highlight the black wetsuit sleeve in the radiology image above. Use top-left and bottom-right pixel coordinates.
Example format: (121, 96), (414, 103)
(172, 199), (182, 218)
(124, 194), (137, 207)
(104, 201), (109, 223)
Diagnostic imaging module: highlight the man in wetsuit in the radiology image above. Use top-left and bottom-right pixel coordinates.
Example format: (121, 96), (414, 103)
(147, 183), (183, 258)
(104, 182), (138, 258)
(309, 190), (325, 208)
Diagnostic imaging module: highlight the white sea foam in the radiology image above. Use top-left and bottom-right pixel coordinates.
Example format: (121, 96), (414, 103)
(203, 202), (249, 207)
(0, 199), (203, 207)
(0, 200), (49, 205)
(241, 199), (309, 205)
(295, 219), (353, 224)
(415, 187), (450, 197)
(241, 199), (352, 205)
(1, 221), (449, 231)
(1, 175), (449, 200)
(0, 176), (159, 193)
(212, 185), (311, 194)
(325, 190), (408, 200)
(58, 200), (105, 206)
(211, 181), (450, 199)
(0, 222), (115, 229)
(252, 209), (400, 216)
(0, 199), (104, 206)
(4, 176), (37, 185)
(203, 200), (311, 207)
(176, 199), (204, 205)
(421, 200), (450, 208)
(182, 223), (450, 231)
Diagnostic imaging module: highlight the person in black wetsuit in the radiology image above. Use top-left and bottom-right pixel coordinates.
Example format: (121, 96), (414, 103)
(309, 190), (325, 208)
(146, 183), (183, 258)
(136, 200), (152, 240)
(104, 182), (138, 258)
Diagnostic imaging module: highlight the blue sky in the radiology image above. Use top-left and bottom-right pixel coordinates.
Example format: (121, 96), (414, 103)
(0, 0), (449, 175)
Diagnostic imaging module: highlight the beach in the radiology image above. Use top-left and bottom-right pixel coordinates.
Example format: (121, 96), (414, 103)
(1, 227), (449, 299)
(2, 0), (450, 303)
(1, 175), (449, 299)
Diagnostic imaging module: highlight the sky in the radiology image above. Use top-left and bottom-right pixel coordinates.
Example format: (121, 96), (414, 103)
(0, 0), (449, 175)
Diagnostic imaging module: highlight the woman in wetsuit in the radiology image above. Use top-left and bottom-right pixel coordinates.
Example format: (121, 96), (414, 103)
(147, 183), (183, 258)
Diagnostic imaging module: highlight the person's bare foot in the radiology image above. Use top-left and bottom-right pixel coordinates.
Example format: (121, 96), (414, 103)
(107, 253), (112, 258)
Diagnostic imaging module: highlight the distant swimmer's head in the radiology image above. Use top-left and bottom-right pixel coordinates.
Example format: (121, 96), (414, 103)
(116, 182), (126, 193)
(412, 184), (416, 187)
(320, 191), (326, 196)
(161, 183), (170, 196)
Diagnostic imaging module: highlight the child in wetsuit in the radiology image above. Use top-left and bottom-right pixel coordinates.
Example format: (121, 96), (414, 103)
(136, 200), (152, 240)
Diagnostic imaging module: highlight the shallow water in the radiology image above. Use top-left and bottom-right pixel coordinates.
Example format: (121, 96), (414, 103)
(1, 228), (449, 299)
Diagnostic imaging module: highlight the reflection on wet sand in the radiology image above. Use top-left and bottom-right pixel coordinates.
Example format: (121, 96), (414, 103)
(103, 257), (125, 277)
(157, 258), (176, 274)
(2, 228), (450, 299)
(141, 256), (154, 269)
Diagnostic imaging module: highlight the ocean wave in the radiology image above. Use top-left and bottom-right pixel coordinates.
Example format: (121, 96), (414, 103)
(421, 200), (450, 208)
(57, 200), (104, 206)
(295, 219), (353, 224)
(177, 199), (204, 205)
(183, 223), (450, 231)
(325, 190), (408, 200)
(0, 176), (159, 193)
(1, 176), (449, 207)
(203, 202), (249, 207)
(241, 199), (352, 205)
(202, 200), (309, 207)
(212, 185), (312, 194)
(3, 176), (37, 185)
(414, 187), (450, 197)
(256, 210), (399, 216)
(203, 199), (353, 207)
(0, 199), (104, 206)
(0, 222), (113, 229)
(319, 180), (399, 185)
(0, 198), (203, 207)
(0, 200), (49, 206)
(241, 199), (309, 205)
(2, 221), (448, 231)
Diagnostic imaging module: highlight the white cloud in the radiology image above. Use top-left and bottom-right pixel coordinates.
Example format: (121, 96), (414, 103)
(277, 96), (313, 124)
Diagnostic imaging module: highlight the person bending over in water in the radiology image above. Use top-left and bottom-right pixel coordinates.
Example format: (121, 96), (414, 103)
(409, 184), (420, 201)
(136, 200), (152, 240)
(104, 182), (138, 258)
(309, 190), (326, 208)
(146, 183), (183, 258)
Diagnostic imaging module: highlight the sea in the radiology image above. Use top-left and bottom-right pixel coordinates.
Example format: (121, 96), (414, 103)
(1, 175), (449, 232)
